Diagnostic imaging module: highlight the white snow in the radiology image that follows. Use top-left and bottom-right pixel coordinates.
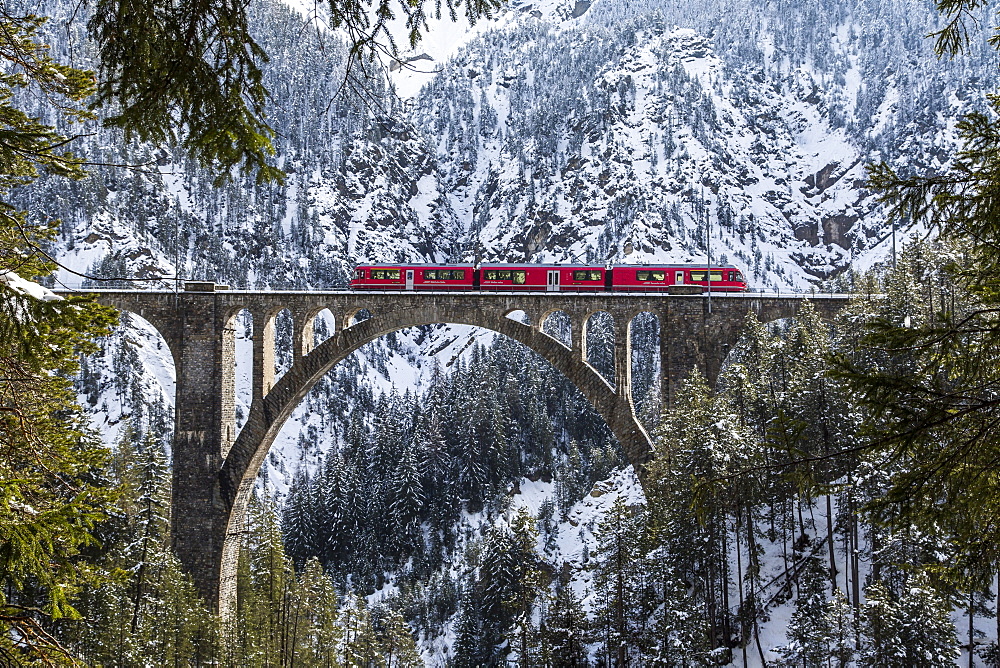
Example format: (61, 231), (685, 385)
(0, 270), (62, 302)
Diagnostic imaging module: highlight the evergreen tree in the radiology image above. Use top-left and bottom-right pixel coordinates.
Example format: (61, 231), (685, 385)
(847, 0), (1000, 577)
(453, 585), (489, 668)
(371, 603), (423, 667)
(0, 14), (118, 662)
(592, 495), (645, 666)
(544, 571), (590, 667)
(861, 573), (959, 667)
(388, 443), (426, 552)
(293, 558), (342, 667)
(646, 372), (752, 656)
(66, 430), (217, 666)
(642, 544), (711, 666)
(773, 557), (850, 668)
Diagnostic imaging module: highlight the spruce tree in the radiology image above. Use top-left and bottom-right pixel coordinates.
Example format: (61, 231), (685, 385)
(844, 0), (1000, 578)
(773, 557), (840, 668)
(861, 574), (959, 667)
(0, 14), (119, 662)
(592, 495), (645, 667)
(544, 571), (590, 667)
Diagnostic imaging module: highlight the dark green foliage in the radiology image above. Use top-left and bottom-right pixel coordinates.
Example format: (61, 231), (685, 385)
(543, 572), (590, 666)
(0, 20), (121, 660)
(835, 240), (1000, 579)
(65, 431), (218, 665)
(592, 496), (646, 666)
(861, 573), (960, 667)
(88, 0), (503, 183)
(773, 557), (854, 667)
(851, 0), (1000, 583)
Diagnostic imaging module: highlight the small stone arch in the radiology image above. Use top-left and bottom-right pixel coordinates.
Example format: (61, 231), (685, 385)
(273, 308), (294, 383)
(583, 310), (615, 387)
(226, 308), (254, 443)
(628, 311), (661, 429)
(250, 306), (285, 402)
(344, 307), (373, 330)
(308, 308), (336, 351)
(539, 309), (571, 348)
(89, 310), (178, 448)
(504, 308), (531, 327)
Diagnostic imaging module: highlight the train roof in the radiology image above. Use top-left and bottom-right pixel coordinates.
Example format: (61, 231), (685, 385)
(353, 262), (743, 270)
(611, 263), (742, 270)
(479, 263), (602, 268)
(354, 263), (476, 267)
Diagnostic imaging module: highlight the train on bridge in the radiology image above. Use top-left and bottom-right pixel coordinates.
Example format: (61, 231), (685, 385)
(350, 263), (748, 292)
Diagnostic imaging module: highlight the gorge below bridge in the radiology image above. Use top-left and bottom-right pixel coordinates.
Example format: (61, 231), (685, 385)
(80, 286), (849, 614)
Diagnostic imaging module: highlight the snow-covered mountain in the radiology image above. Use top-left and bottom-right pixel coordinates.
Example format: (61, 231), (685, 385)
(27, 0), (990, 292)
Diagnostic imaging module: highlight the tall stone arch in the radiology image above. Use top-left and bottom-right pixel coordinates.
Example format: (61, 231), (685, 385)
(215, 304), (651, 615)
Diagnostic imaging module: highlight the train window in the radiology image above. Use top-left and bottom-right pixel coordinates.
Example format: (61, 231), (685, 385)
(573, 270), (587, 281)
(691, 271), (705, 281)
(439, 270), (452, 280)
(574, 270), (602, 281)
(636, 271), (651, 281)
(498, 271), (512, 280)
(453, 270), (465, 280)
(651, 271), (665, 281)
(513, 271), (526, 284)
(589, 270), (601, 281)
(485, 271), (496, 280)
(372, 269), (400, 280)
(424, 270), (438, 280)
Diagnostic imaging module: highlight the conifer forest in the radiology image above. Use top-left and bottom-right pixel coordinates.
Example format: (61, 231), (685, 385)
(4, 0), (1000, 664)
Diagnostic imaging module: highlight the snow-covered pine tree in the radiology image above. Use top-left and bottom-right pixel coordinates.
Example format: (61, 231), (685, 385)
(388, 443), (426, 555)
(861, 573), (960, 667)
(773, 556), (841, 667)
(593, 495), (646, 666)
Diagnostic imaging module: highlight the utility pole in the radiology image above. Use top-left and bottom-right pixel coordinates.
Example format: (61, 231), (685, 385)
(174, 215), (180, 306)
(891, 217), (897, 269)
(704, 185), (712, 314)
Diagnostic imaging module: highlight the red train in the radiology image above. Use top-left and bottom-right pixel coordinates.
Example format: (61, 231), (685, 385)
(350, 263), (748, 292)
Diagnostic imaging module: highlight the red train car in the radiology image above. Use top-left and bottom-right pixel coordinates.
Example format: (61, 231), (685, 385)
(351, 264), (475, 290)
(479, 264), (607, 291)
(350, 263), (748, 292)
(610, 264), (747, 292)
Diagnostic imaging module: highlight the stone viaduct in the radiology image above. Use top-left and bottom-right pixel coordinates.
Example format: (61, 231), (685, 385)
(80, 286), (848, 615)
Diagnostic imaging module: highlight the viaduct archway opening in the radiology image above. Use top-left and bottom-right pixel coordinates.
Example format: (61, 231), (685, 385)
(265, 322), (624, 585)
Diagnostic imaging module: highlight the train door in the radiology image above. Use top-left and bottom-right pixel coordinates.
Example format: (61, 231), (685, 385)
(547, 270), (560, 292)
(675, 271), (684, 285)
(405, 269), (415, 290)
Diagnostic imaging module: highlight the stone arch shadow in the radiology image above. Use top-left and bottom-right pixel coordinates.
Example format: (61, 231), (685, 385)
(215, 307), (653, 614)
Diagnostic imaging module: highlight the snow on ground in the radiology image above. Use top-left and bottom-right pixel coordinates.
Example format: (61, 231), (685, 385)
(80, 312), (176, 451)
